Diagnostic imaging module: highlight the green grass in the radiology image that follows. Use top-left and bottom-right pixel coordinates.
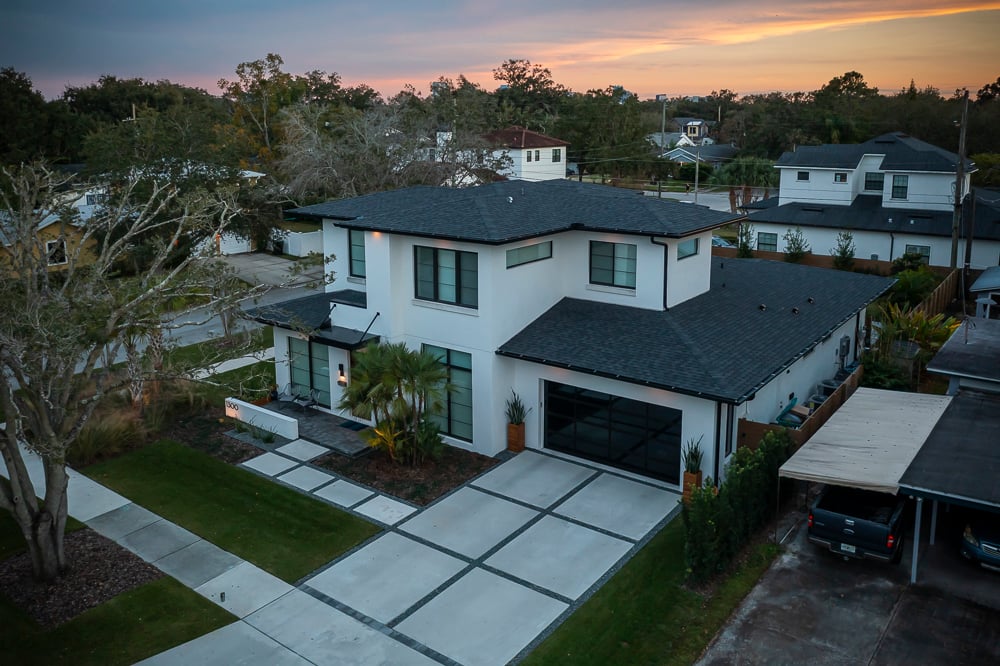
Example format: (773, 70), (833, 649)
(523, 520), (778, 666)
(0, 577), (234, 666)
(84, 440), (379, 581)
(166, 327), (273, 372)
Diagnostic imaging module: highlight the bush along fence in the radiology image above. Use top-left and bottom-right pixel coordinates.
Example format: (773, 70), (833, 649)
(681, 430), (793, 583)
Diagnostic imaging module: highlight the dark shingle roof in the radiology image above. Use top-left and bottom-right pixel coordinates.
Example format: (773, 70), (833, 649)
(927, 318), (1000, 384)
(899, 391), (1000, 510)
(498, 258), (894, 403)
(748, 194), (1000, 241)
(776, 132), (974, 173)
(243, 293), (377, 349)
(290, 180), (743, 243)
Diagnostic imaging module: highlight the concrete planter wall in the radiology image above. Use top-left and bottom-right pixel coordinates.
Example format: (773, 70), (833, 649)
(224, 397), (299, 440)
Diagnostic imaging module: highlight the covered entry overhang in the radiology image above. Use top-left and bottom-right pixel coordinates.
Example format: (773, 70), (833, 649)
(778, 387), (953, 494)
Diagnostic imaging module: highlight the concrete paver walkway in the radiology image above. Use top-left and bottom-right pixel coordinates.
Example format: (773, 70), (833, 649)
(2, 441), (680, 665)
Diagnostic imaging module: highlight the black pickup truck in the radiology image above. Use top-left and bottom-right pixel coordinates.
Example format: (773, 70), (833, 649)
(808, 485), (906, 563)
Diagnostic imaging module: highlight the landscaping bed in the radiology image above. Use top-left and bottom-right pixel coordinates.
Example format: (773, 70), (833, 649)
(315, 445), (501, 506)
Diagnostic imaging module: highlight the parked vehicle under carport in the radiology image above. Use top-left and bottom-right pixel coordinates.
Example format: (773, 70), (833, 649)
(961, 511), (1000, 572)
(808, 485), (906, 563)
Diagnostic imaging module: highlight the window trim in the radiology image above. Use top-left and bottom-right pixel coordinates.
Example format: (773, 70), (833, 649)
(348, 229), (366, 278)
(834, 172), (847, 183)
(526, 150), (532, 163)
(46, 239), (67, 266)
(904, 244), (930, 265)
(414, 246), (478, 309)
(757, 232), (778, 252)
(552, 148), (561, 163)
(892, 175), (908, 199)
(677, 238), (699, 260)
(589, 241), (637, 289)
(506, 240), (553, 268)
(796, 171), (810, 181)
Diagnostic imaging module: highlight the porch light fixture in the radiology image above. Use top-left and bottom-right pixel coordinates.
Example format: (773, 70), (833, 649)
(337, 363), (347, 387)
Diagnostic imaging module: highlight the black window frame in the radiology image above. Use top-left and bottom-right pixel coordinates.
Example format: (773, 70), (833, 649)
(864, 172), (884, 191)
(348, 229), (366, 278)
(552, 148), (562, 163)
(834, 172), (847, 183)
(757, 232), (778, 252)
(414, 246), (478, 308)
(677, 237), (699, 260)
(423, 344), (473, 441)
(506, 241), (553, 268)
(796, 171), (810, 181)
(904, 244), (931, 265)
(46, 239), (67, 266)
(892, 175), (908, 199)
(589, 241), (637, 289)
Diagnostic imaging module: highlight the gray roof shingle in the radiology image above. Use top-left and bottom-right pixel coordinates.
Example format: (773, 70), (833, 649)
(776, 132), (974, 173)
(289, 180), (743, 243)
(498, 258), (894, 403)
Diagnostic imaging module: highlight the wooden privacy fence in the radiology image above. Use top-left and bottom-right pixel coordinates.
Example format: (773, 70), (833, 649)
(737, 364), (865, 452)
(914, 269), (959, 316)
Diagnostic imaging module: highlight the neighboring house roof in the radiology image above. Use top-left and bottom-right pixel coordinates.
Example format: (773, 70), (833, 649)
(970, 266), (1000, 293)
(742, 197), (780, 211)
(243, 291), (377, 349)
(483, 127), (568, 149)
(748, 194), (1000, 241)
(498, 258), (894, 403)
(927, 317), (1000, 385)
(289, 179), (743, 244)
(776, 132), (975, 173)
(663, 144), (737, 164)
(673, 117), (714, 129)
(647, 132), (684, 150)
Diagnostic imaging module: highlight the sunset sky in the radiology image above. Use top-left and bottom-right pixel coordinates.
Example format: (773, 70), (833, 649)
(2, 1), (998, 100)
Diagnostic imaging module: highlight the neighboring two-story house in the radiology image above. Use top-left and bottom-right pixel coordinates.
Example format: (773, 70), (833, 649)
(483, 127), (569, 182)
(747, 132), (998, 268)
(251, 179), (892, 489)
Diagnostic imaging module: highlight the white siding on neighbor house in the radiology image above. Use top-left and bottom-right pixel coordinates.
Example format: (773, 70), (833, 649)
(881, 171), (958, 211)
(492, 147), (566, 182)
(853, 155), (886, 200)
(778, 168), (855, 207)
(751, 220), (1000, 269)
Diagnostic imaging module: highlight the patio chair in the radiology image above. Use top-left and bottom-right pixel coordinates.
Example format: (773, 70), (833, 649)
(274, 383), (298, 411)
(292, 388), (319, 413)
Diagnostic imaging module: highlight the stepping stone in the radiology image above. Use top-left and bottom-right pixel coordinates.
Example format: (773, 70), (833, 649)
(275, 439), (330, 461)
(278, 466), (334, 491)
(242, 452), (298, 476)
(314, 480), (375, 508)
(353, 495), (417, 525)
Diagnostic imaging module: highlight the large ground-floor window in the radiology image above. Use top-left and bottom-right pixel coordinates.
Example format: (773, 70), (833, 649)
(288, 338), (331, 407)
(424, 345), (473, 441)
(544, 382), (682, 484)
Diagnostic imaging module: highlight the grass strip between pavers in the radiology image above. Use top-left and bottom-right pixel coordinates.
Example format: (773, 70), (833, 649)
(523, 520), (779, 666)
(0, 576), (234, 666)
(84, 439), (380, 582)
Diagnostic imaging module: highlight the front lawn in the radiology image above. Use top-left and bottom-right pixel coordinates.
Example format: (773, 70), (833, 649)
(84, 440), (379, 582)
(0, 577), (234, 666)
(524, 519), (778, 665)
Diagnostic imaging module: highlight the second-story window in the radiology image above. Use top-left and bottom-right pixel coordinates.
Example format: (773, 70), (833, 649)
(552, 148), (561, 163)
(892, 175), (908, 199)
(590, 241), (636, 289)
(415, 246), (478, 308)
(864, 172), (884, 191)
(349, 229), (366, 278)
(677, 238), (699, 260)
(834, 173), (847, 183)
(797, 171), (810, 181)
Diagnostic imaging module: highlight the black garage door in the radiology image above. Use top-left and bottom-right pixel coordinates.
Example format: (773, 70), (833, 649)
(544, 381), (682, 484)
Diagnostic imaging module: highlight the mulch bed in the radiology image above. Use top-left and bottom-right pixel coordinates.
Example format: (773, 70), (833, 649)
(315, 445), (500, 506)
(162, 406), (261, 464)
(0, 528), (162, 628)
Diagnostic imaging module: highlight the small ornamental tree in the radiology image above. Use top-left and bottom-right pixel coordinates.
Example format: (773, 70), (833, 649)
(782, 227), (810, 262)
(737, 222), (755, 258)
(831, 230), (856, 270)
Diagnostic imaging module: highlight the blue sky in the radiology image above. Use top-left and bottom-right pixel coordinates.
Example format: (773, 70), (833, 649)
(2, 1), (998, 99)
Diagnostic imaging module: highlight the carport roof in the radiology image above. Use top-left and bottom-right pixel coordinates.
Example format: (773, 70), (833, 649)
(779, 388), (953, 494)
(899, 391), (1000, 510)
(926, 318), (1000, 385)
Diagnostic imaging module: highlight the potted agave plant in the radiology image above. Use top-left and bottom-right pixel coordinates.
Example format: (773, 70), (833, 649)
(504, 390), (531, 453)
(682, 436), (704, 503)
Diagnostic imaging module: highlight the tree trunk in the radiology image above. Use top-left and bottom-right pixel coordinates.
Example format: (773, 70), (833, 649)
(27, 510), (65, 581)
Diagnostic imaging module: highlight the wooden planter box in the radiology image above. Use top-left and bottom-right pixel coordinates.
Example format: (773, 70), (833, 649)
(682, 470), (703, 503)
(506, 423), (525, 453)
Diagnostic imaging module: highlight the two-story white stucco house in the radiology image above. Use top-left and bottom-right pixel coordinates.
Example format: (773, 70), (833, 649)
(249, 179), (892, 489)
(483, 127), (569, 182)
(747, 132), (999, 268)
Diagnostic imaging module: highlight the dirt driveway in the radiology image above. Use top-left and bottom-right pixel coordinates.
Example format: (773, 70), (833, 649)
(698, 505), (1000, 665)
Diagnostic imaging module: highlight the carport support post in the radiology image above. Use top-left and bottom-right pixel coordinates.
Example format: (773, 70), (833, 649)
(929, 500), (938, 546)
(910, 497), (923, 584)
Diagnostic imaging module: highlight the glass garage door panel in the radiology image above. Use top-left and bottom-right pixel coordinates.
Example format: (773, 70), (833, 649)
(544, 381), (681, 484)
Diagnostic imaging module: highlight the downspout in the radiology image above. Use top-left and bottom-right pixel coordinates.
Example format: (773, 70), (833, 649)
(714, 402), (723, 483)
(650, 237), (669, 310)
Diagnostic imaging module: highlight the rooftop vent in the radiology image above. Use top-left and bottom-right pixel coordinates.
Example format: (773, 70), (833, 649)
(792, 307), (800, 315)
(759, 304), (767, 312)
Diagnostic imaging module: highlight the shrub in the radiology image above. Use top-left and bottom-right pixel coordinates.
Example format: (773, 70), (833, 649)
(682, 430), (792, 582)
(831, 230), (856, 270)
(887, 268), (939, 309)
(69, 409), (147, 466)
(737, 222), (755, 258)
(782, 227), (810, 263)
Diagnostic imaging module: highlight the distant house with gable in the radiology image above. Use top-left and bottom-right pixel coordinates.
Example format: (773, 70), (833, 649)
(483, 127), (569, 182)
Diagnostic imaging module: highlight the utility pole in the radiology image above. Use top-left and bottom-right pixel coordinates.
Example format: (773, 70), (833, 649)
(656, 94), (667, 199)
(950, 90), (969, 269)
(694, 143), (701, 205)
